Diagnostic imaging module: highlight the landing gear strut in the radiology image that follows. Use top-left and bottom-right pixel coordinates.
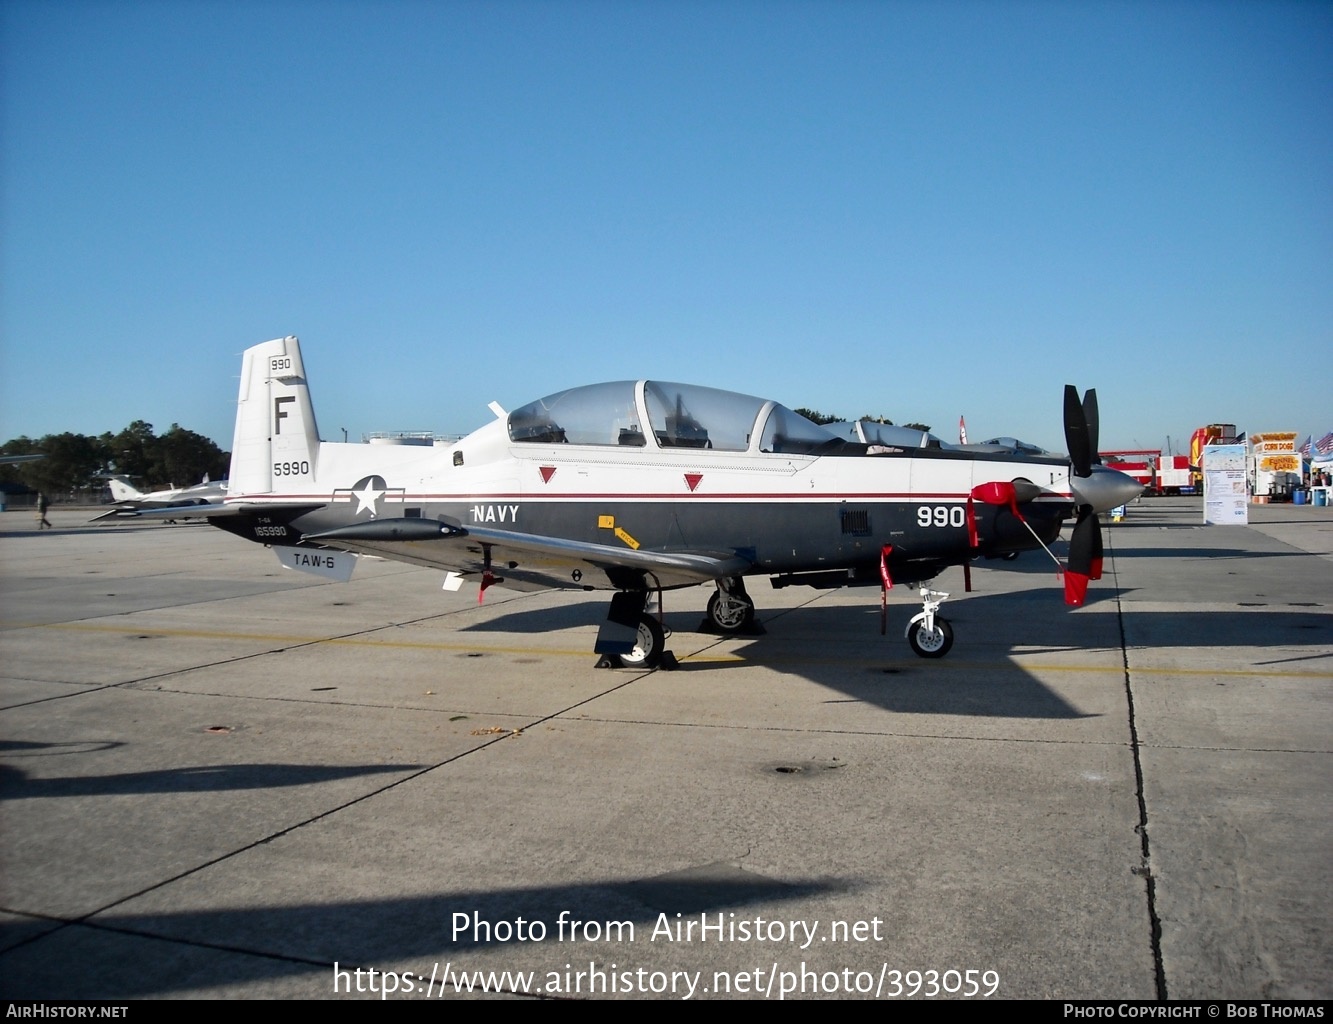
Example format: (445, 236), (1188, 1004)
(905, 586), (953, 658)
(705, 576), (756, 633)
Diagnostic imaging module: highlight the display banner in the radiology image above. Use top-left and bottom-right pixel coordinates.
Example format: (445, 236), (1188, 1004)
(1202, 443), (1248, 525)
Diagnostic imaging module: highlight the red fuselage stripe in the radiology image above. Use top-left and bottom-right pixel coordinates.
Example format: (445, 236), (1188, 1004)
(229, 491), (1075, 503)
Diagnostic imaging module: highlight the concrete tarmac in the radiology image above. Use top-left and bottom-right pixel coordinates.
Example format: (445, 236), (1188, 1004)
(1, 498), (1328, 1000)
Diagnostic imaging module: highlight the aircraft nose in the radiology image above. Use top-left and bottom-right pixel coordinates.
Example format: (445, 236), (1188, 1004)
(1069, 465), (1144, 513)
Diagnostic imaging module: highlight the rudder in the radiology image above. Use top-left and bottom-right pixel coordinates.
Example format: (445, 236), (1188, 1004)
(106, 476), (144, 502)
(229, 336), (321, 495)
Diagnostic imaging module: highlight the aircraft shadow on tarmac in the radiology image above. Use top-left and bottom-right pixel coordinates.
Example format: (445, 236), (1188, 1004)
(460, 590), (1109, 719)
(0, 762), (417, 801)
(1, 867), (842, 997)
(456, 587), (1330, 720)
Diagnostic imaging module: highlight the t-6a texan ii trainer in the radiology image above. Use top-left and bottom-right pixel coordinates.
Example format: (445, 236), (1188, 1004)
(107, 336), (1142, 666)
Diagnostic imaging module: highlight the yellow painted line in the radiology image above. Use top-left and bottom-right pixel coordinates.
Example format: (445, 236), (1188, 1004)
(1, 620), (593, 659)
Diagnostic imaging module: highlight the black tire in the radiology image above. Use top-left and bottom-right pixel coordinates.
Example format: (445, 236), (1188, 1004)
(706, 589), (755, 632)
(907, 618), (954, 659)
(619, 614), (665, 668)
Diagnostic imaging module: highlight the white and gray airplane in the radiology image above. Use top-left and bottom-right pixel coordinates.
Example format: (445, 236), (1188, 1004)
(110, 336), (1141, 665)
(92, 475), (229, 521)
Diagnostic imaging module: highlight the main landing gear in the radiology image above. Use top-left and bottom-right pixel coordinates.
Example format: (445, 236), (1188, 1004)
(703, 576), (760, 635)
(905, 586), (953, 659)
(618, 613), (665, 669)
(594, 589), (676, 670)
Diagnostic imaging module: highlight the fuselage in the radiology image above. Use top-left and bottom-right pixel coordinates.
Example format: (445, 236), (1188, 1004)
(216, 376), (1080, 590)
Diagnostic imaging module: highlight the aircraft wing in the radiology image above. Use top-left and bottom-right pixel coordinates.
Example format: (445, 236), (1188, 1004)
(302, 519), (754, 592)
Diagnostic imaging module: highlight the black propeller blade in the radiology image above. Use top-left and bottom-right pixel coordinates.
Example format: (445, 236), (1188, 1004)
(1067, 507), (1104, 580)
(1065, 506), (1103, 607)
(1082, 388), (1100, 465)
(1064, 384), (1092, 478)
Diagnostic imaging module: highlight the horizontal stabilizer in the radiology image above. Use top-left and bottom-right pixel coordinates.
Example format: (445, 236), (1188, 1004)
(92, 501), (325, 523)
(91, 502), (234, 522)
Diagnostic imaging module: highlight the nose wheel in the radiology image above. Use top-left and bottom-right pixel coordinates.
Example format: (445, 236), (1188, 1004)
(905, 587), (954, 659)
(907, 617), (954, 658)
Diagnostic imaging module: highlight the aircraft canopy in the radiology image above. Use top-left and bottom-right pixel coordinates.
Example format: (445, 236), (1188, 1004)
(507, 380), (841, 454)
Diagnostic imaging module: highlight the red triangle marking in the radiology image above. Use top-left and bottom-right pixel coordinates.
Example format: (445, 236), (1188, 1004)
(684, 473), (702, 492)
(539, 466), (556, 484)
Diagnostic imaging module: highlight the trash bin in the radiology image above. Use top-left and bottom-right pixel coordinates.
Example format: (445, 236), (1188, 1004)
(1293, 490), (1307, 505)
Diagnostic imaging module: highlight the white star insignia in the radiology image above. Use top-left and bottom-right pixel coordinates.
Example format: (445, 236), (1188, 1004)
(351, 480), (385, 517)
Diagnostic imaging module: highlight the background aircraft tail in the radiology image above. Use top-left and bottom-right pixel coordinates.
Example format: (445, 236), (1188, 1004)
(229, 336), (321, 495)
(106, 475), (145, 502)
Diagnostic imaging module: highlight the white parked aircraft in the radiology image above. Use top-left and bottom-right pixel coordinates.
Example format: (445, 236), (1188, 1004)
(108, 336), (1141, 665)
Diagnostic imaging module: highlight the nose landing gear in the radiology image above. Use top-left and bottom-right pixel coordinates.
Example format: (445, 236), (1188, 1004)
(905, 587), (953, 658)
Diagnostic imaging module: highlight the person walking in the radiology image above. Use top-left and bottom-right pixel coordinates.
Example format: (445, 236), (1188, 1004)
(36, 491), (51, 530)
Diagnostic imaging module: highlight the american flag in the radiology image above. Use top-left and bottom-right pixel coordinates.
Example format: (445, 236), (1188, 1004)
(1317, 432), (1333, 455)
(1300, 435), (1312, 457)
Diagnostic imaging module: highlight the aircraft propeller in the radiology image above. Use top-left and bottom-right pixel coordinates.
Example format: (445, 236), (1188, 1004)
(1063, 384), (1104, 607)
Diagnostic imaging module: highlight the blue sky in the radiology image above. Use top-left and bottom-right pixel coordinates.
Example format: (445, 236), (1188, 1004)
(3, 0), (1329, 455)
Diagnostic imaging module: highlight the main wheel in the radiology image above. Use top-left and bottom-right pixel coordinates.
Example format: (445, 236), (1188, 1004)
(907, 617), (954, 658)
(706, 589), (755, 632)
(619, 614), (665, 668)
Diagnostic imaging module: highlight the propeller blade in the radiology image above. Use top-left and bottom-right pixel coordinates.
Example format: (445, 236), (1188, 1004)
(1067, 506), (1105, 578)
(1064, 384), (1092, 478)
(1064, 506), (1105, 607)
(1082, 389), (1100, 465)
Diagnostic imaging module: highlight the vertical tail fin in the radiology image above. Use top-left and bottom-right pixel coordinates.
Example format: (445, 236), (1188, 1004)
(229, 336), (321, 495)
(106, 475), (145, 502)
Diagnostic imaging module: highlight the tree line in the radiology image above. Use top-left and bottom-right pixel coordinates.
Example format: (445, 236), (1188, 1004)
(1, 421), (229, 501)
